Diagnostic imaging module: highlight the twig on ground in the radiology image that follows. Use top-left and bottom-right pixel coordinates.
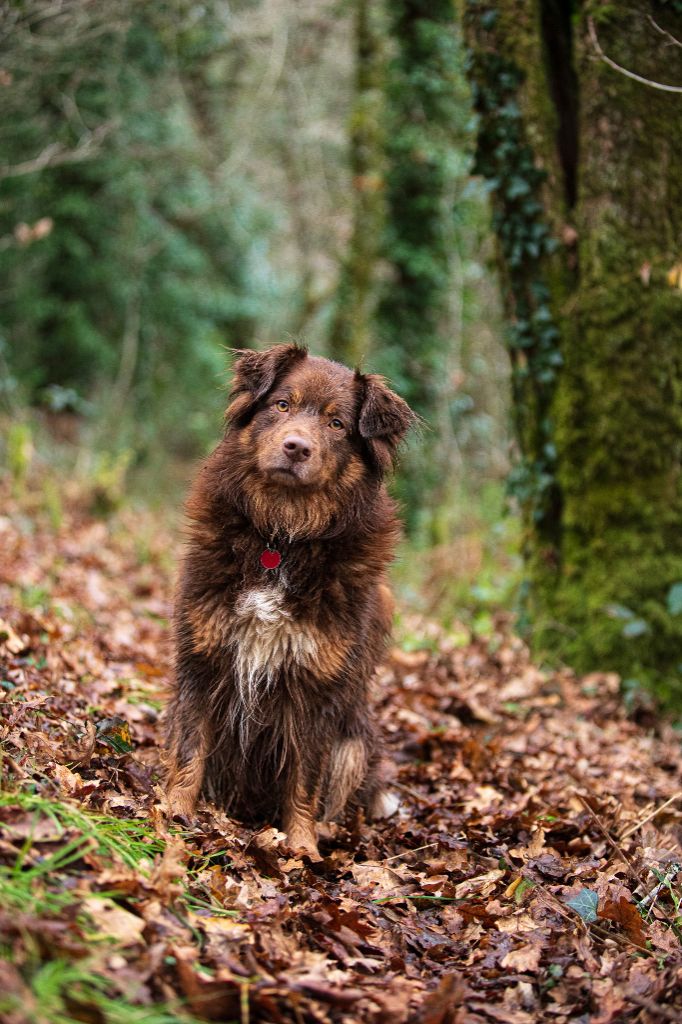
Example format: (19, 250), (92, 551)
(240, 980), (250, 1024)
(385, 842), (437, 863)
(573, 790), (649, 891)
(393, 780), (434, 805)
(0, 754), (29, 780)
(522, 873), (585, 929)
(640, 863), (682, 920)
(627, 991), (680, 1022)
(590, 923), (654, 959)
(620, 791), (682, 840)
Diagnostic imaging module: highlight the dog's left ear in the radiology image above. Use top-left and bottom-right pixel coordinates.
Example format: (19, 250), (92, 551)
(226, 343), (307, 426)
(357, 373), (416, 474)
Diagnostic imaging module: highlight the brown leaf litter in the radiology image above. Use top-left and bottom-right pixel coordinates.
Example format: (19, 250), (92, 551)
(1, 484), (681, 1023)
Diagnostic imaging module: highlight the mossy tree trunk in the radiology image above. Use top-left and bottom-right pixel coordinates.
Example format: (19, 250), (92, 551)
(375, 0), (462, 534)
(328, 0), (385, 366)
(465, 0), (682, 705)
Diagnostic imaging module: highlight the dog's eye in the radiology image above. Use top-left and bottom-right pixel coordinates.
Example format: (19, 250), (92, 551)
(275, 400), (289, 413)
(329, 418), (344, 431)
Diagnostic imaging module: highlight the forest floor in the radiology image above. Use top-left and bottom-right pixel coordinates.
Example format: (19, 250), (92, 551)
(1, 481), (682, 1024)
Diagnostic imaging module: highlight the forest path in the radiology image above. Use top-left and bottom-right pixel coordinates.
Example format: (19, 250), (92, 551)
(1, 489), (681, 1023)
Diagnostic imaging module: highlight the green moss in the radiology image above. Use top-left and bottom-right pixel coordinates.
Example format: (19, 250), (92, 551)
(374, 0), (467, 533)
(467, 1), (682, 707)
(533, 4), (682, 704)
(328, 0), (386, 366)
(542, 270), (682, 701)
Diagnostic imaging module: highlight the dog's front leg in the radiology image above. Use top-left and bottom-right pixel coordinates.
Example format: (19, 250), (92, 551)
(165, 700), (210, 821)
(282, 769), (322, 861)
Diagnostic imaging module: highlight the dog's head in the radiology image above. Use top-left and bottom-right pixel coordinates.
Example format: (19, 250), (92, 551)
(223, 344), (415, 536)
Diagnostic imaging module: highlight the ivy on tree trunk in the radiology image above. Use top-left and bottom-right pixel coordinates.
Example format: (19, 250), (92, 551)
(465, 0), (682, 705)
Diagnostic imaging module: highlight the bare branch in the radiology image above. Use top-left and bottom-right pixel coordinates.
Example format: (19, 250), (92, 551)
(648, 15), (682, 49)
(588, 17), (682, 94)
(0, 121), (117, 180)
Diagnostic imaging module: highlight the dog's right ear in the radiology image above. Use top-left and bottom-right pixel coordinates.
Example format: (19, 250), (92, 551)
(225, 344), (307, 426)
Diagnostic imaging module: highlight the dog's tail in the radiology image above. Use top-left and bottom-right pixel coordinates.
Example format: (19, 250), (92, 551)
(324, 738), (367, 820)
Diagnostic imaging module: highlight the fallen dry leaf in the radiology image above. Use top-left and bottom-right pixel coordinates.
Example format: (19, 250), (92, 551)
(1, 478), (681, 1022)
(81, 897), (146, 946)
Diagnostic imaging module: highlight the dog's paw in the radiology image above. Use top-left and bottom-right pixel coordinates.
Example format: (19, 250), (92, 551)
(169, 812), (193, 828)
(166, 788), (197, 823)
(290, 843), (323, 863)
(284, 825), (322, 862)
(369, 789), (400, 820)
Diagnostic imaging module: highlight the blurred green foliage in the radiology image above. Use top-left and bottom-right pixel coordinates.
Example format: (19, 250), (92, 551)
(0, 0), (515, 626)
(375, 0), (474, 537)
(1, 2), (275, 456)
(392, 478), (521, 639)
(325, 1), (511, 544)
(328, 0), (386, 367)
(1, 0), (511, 532)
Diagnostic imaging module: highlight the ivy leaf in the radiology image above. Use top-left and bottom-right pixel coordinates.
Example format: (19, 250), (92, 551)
(605, 603), (634, 620)
(667, 583), (682, 616)
(566, 888), (599, 923)
(622, 619), (649, 639)
(96, 716), (134, 754)
(506, 176), (531, 199)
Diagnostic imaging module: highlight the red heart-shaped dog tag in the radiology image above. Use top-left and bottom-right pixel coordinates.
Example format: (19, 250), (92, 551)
(260, 549), (282, 570)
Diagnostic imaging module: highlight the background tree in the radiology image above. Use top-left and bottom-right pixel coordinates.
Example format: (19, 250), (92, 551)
(1, 2), (370, 454)
(325, 0), (509, 545)
(465, 0), (682, 703)
(2, 0), (512, 580)
(328, 0), (385, 367)
(1, 1), (271, 457)
(374, 0), (465, 536)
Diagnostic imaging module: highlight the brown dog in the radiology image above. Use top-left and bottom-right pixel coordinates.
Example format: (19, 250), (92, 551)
(165, 343), (414, 857)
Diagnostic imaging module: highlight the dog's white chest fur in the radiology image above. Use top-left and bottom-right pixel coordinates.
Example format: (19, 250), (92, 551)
(230, 587), (318, 697)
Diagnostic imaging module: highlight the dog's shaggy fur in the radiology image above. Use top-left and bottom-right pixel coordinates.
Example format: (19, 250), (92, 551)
(165, 343), (414, 856)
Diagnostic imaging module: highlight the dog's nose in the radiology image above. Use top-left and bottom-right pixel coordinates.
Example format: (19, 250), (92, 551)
(282, 435), (312, 462)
